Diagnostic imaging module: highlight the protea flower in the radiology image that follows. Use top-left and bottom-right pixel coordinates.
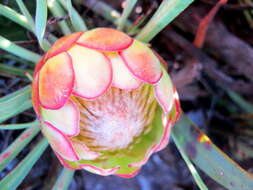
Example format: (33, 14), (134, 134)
(32, 28), (180, 178)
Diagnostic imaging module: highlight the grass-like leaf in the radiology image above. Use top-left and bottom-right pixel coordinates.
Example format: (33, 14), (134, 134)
(172, 133), (208, 190)
(0, 120), (38, 130)
(84, 0), (131, 28)
(173, 115), (253, 190)
(0, 125), (40, 173)
(0, 86), (32, 123)
(47, 0), (72, 35)
(58, 0), (87, 32)
(117, 0), (137, 30)
(136, 0), (194, 42)
(52, 168), (75, 190)
(0, 36), (41, 63)
(35, 0), (50, 51)
(226, 89), (253, 114)
(16, 0), (35, 30)
(0, 63), (33, 77)
(0, 138), (48, 190)
(0, 4), (32, 31)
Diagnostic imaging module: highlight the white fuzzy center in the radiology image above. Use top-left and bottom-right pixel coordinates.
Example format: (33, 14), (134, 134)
(74, 86), (156, 151)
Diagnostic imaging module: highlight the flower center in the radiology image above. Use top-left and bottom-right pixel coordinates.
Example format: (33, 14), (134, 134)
(72, 85), (157, 151)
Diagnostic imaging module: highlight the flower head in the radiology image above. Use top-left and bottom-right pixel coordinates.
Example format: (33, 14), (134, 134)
(32, 28), (180, 177)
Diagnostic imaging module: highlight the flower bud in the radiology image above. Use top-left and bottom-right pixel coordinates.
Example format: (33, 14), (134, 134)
(32, 28), (180, 177)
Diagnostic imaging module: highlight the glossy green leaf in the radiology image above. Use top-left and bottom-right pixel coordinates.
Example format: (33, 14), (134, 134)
(0, 63), (33, 77)
(0, 36), (41, 62)
(172, 115), (253, 190)
(47, 0), (71, 35)
(35, 0), (49, 51)
(0, 125), (40, 173)
(0, 138), (48, 190)
(136, 0), (194, 42)
(58, 0), (87, 32)
(0, 4), (32, 31)
(52, 168), (75, 190)
(117, 0), (137, 30)
(0, 120), (38, 130)
(0, 86), (32, 123)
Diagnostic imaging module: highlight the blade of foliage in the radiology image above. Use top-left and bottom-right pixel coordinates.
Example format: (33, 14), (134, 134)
(0, 86), (32, 123)
(0, 138), (48, 190)
(0, 3), (55, 45)
(47, 0), (72, 35)
(127, 14), (149, 35)
(226, 89), (253, 114)
(0, 4), (31, 31)
(35, 0), (50, 51)
(0, 85), (30, 103)
(0, 36), (41, 62)
(172, 115), (253, 190)
(0, 120), (38, 130)
(136, 0), (194, 42)
(83, 0), (131, 27)
(52, 168), (75, 190)
(172, 133), (208, 190)
(16, 0), (35, 30)
(0, 125), (40, 173)
(117, 0), (137, 30)
(0, 63), (33, 77)
(58, 0), (87, 32)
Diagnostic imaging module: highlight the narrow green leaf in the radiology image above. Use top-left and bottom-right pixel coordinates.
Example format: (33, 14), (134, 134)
(117, 0), (137, 30)
(58, 0), (87, 32)
(16, 0), (35, 30)
(47, 0), (72, 35)
(172, 115), (253, 190)
(0, 138), (48, 190)
(0, 125), (40, 173)
(226, 89), (253, 114)
(136, 0), (194, 42)
(0, 3), (56, 46)
(0, 63), (33, 77)
(0, 85), (30, 103)
(0, 86), (32, 123)
(35, 0), (50, 51)
(83, 0), (131, 27)
(52, 168), (75, 190)
(172, 133), (208, 190)
(0, 36), (41, 62)
(0, 120), (38, 130)
(0, 4), (31, 31)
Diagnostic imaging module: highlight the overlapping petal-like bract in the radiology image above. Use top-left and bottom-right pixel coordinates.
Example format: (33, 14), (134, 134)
(32, 28), (180, 177)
